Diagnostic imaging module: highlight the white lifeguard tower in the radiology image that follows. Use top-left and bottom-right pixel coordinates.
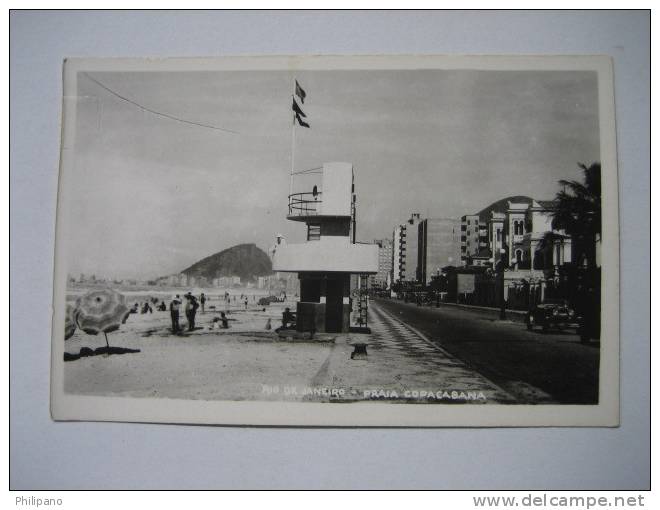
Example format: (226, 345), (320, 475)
(272, 162), (378, 333)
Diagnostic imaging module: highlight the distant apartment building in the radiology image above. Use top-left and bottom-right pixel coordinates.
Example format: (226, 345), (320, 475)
(369, 238), (393, 288)
(209, 275), (242, 288)
(417, 218), (461, 284)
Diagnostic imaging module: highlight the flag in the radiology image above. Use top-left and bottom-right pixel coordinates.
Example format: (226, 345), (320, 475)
(295, 113), (310, 128)
(295, 80), (306, 104)
(292, 98), (306, 118)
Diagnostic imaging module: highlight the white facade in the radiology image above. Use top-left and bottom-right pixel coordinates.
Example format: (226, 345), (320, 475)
(273, 237), (378, 273)
(317, 162), (353, 217)
(392, 225), (404, 282)
(273, 162), (378, 275)
(507, 202), (528, 266)
(390, 213), (421, 282)
(404, 213), (421, 281)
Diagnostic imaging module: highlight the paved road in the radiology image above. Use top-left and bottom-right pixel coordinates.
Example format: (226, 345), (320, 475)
(372, 298), (600, 404)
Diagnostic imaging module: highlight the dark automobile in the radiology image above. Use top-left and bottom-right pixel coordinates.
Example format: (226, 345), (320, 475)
(526, 299), (578, 333)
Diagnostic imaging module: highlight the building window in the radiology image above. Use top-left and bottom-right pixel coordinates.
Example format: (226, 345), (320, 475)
(513, 220), (524, 236)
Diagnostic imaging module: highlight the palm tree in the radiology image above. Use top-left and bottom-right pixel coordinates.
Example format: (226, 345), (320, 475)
(551, 162), (601, 269)
(535, 231), (560, 270)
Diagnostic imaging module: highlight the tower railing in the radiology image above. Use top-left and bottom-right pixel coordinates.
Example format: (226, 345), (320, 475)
(288, 191), (322, 217)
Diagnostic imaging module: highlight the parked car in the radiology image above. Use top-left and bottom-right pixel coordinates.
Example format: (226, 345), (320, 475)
(526, 299), (578, 333)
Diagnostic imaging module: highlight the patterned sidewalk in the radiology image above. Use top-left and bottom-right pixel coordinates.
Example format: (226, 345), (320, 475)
(362, 301), (517, 403)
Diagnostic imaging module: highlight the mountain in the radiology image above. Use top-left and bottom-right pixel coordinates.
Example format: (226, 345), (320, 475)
(181, 243), (273, 282)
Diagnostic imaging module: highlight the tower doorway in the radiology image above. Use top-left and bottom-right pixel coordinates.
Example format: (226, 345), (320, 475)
(325, 277), (344, 333)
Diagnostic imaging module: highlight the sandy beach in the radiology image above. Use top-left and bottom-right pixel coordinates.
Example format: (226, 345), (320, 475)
(63, 287), (514, 404)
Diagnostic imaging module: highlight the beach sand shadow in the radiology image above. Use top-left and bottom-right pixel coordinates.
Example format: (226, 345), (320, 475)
(64, 346), (141, 362)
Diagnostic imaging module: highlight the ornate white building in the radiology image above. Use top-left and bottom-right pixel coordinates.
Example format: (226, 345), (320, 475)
(461, 196), (572, 275)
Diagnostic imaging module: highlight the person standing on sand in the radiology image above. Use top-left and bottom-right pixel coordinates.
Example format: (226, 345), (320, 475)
(191, 295), (199, 328)
(169, 296), (181, 333)
(200, 293), (206, 313)
(185, 293), (199, 331)
(244, 298), (248, 310)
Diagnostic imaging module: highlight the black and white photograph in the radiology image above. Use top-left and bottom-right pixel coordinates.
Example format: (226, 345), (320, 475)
(50, 55), (619, 426)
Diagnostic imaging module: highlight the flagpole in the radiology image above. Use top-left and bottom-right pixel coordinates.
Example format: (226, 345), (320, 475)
(289, 78), (296, 201)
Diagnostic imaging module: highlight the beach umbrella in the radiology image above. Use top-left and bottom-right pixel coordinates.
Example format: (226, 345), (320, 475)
(64, 304), (78, 340)
(76, 289), (129, 348)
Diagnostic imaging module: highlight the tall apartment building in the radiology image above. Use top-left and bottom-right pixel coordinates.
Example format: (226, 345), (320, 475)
(391, 213), (421, 283)
(404, 213), (422, 281)
(370, 238), (393, 288)
(417, 218), (461, 284)
(392, 225), (405, 283)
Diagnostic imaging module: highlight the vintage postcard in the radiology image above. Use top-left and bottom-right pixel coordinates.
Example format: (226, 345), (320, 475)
(51, 55), (619, 426)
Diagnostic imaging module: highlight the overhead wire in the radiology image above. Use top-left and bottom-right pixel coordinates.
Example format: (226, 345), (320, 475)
(82, 72), (239, 135)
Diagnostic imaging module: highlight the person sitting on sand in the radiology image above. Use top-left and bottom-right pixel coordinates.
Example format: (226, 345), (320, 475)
(210, 312), (229, 329)
(281, 307), (296, 329)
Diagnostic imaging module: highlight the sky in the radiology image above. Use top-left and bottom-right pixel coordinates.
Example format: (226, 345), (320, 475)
(66, 67), (600, 280)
